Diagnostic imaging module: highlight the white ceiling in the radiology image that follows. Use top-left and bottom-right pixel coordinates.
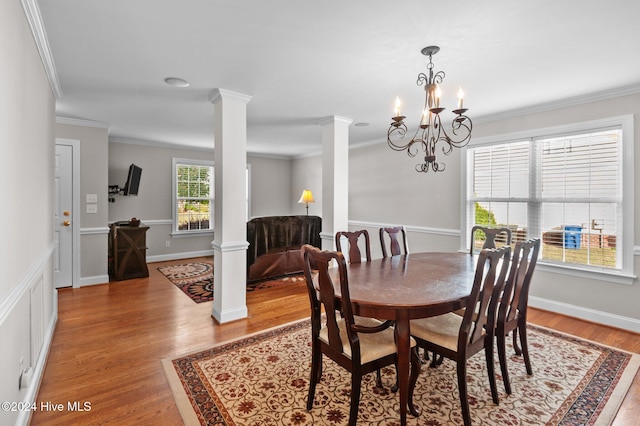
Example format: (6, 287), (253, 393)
(38, 0), (640, 158)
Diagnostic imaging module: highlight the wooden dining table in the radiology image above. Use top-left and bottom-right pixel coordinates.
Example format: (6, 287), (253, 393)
(330, 252), (478, 426)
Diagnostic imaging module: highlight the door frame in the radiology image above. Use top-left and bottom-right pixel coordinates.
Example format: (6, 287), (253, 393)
(55, 138), (81, 288)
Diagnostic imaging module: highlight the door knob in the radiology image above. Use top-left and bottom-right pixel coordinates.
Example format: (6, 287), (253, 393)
(63, 220), (71, 227)
(64, 211), (71, 216)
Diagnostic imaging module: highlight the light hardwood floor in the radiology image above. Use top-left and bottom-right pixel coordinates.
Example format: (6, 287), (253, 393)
(31, 257), (639, 425)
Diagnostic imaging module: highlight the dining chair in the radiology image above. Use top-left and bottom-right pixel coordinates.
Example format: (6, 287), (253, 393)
(409, 246), (511, 426)
(335, 230), (372, 263)
(496, 238), (541, 394)
(337, 228), (397, 387)
(379, 226), (409, 257)
(469, 225), (513, 255)
(301, 244), (420, 426)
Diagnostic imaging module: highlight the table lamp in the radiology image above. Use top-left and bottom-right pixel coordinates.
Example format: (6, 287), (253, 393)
(297, 189), (315, 215)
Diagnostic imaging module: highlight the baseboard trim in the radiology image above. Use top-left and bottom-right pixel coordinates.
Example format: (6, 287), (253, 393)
(211, 305), (248, 324)
(529, 296), (640, 333)
(79, 275), (110, 287)
(146, 250), (214, 264)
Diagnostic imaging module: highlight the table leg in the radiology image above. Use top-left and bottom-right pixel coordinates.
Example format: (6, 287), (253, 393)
(395, 311), (419, 424)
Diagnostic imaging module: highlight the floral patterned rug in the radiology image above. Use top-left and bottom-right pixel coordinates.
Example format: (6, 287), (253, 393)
(163, 319), (639, 425)
(157, 261), (305, 303)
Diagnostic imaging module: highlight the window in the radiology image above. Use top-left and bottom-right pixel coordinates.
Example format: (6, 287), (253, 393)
(464, 116), (634, 282)
(173, 159), (214, 234)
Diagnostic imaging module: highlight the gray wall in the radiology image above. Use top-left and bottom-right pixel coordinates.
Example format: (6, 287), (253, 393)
(109, 141), (296, 261)
(56, 122), (110, 284)
(292, 92), (640, 330)
(1, 1), (56, 424)
(290, 154), (322, 217)
(248, 155), (296, 218)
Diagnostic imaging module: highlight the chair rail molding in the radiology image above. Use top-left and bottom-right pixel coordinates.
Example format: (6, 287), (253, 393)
(349, 220), (459, 237)
(80, 227), (110, 235)
(0, 242), (55, 325)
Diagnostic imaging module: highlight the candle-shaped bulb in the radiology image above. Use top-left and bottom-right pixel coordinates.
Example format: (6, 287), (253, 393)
(421, 108), (428, 125)
(457, 87), (464, 109)
(435, 85), (441, 108)
(394, 97), (401, 117)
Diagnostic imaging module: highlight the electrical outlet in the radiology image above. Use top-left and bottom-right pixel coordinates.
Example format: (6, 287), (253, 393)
(165, 240), (171, 248)
(86, 204), (98, 214)
(86, 193), (98, 203)
(18, 357), (24, 390)
(19, 367), (33, 390)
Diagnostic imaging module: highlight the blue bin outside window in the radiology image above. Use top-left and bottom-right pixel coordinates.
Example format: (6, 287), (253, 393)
(563, 225), (582, 249)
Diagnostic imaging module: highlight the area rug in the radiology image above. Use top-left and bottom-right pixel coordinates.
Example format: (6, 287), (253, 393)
(157, 261), (305, 303)
(162, 319), (639, 426)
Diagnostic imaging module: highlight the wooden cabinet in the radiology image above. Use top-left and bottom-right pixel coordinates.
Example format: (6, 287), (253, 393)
(108, 223), (149, 281)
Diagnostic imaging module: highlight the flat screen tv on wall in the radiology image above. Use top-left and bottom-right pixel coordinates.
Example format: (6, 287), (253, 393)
(123, 163), (142, 196)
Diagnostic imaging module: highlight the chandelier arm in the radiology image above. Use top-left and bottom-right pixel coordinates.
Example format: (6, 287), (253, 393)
(387, 120), (428, 158)
(387, 122), (408, 151)
(440, 116), (473, 149)
(438, 139), (454, 156)
(406, 140), (424, 158)
(416, 73), (428, 87)
(432, 70), (445, 85)
(428, 114), (473, 151)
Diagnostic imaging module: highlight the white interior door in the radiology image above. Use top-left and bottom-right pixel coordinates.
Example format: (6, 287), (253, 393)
(54, 144), (74, 288)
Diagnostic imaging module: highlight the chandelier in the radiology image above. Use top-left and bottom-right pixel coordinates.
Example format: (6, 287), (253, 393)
(387, 46), (472, 173)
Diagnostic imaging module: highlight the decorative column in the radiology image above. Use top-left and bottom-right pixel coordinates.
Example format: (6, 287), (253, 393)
(319, 116), (352, 250)
(208, 88), (252, 323)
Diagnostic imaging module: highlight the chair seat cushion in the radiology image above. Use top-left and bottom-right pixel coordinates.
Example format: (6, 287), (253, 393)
(410, 312), (466, 352)
(319, 317), (415, 364)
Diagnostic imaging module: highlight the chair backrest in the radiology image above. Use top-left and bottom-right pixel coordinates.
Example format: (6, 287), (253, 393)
(498, 238), (541, 325)
(461, 246), (511, 352)
(379, 226), (409, 257)
(470, 225), (513, 255)
(302, 244), (357, 355)
(335, 230), (372, 264)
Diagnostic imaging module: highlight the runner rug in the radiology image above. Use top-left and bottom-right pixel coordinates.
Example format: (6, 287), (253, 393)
(162, 319), (639, 425)
(157, 261), (305, 303)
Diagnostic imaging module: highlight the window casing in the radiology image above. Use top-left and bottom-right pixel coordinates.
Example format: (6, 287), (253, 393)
(463, 116), (634, 284)
(172, 158), (214, 235)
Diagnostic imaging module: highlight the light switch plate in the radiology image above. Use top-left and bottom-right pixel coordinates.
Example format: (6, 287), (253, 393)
(86, 204), (98, 214)
(86, 193), (98, 203)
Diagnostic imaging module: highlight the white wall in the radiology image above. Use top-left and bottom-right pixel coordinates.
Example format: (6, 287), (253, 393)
(292, 93), (640, 331)
(0, 1), (57, 424)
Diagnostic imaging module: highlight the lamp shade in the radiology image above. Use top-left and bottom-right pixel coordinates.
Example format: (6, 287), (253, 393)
(298, 189), (315, 204)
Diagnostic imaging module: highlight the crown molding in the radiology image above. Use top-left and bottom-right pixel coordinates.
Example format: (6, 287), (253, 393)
(109, 136), (295, 160)
(317, 115), (353, 126)
(57, 116), (110, 129)
(109, 136), (215, 152)
(21, 0), (62, 99)
(208, 89), (253, 104)
(474, 83), (640, 124)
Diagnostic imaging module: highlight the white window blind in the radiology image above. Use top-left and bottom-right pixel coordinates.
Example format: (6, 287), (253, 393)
(467, 127), (623, 271)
